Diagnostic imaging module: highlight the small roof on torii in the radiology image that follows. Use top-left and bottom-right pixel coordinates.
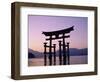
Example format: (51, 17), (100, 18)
(42, 26), (74, 36)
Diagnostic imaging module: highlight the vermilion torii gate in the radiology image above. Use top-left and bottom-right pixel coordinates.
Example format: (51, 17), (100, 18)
(42, 26), (74, 66)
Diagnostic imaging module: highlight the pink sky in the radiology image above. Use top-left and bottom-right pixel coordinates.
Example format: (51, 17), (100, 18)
(28, 15), (88, 52)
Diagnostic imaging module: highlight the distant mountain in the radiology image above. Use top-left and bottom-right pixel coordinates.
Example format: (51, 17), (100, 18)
(56, 48), (87, 56)
(69, 48), (87, 56)
(28, 48), (88, 58)
(28, 48), (44, 58)
(28, 52), (35, 58)
(78, 48), (87, 55)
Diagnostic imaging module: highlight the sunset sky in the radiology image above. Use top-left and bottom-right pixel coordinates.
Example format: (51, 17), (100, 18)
(28, 15), (88, 52)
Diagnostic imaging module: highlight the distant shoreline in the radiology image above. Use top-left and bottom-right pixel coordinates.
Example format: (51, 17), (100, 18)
(28, 48), (88, 58)
(28, 55), (87, 59)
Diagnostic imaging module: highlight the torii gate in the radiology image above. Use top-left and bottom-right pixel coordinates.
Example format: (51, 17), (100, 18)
(42, 26), (74, 66)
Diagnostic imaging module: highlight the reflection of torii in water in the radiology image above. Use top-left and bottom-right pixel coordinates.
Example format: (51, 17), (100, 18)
(42, 26), (74, 66)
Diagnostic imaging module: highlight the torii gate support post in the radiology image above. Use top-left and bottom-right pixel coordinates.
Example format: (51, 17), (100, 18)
(67, 42), (70, 65)
(59, 41), (62, 65)
(44, 42), (47, 66)
(53, 44), (56, 65)
(49, 36), (52, 65)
